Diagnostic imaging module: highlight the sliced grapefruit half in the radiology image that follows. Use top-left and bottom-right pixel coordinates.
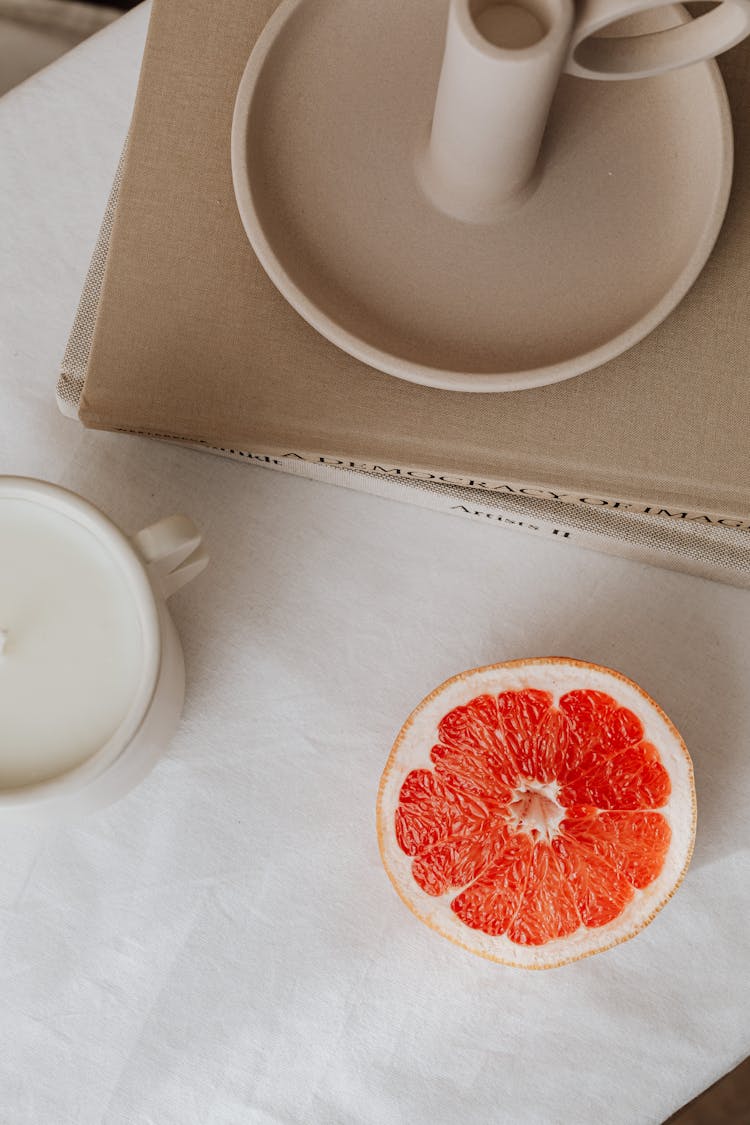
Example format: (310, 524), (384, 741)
(377, 658), (695, 968)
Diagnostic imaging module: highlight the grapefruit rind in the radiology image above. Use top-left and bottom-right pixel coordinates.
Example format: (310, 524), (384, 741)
(376, 658), (696, 969)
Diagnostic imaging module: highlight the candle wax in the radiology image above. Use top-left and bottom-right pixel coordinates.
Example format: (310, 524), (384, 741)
(0, 498), (144, 788)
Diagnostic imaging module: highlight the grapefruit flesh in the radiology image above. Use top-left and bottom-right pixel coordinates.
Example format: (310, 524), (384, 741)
(377, 659), (695, 968)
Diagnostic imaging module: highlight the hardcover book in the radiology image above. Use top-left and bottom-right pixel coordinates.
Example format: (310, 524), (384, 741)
(58, 0), (750, 585)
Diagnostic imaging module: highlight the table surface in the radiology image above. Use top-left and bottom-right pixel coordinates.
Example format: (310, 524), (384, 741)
(1, 7), (749, 1124)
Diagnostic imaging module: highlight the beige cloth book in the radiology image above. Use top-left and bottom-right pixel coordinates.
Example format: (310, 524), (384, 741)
(59, 147), (750, 589)
(57, 0), (750, 582)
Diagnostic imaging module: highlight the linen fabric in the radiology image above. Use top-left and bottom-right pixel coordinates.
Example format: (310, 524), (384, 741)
(2, 8), (750, 1125)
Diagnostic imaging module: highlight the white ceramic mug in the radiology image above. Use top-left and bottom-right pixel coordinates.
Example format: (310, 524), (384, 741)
(0, 479), (208, 821)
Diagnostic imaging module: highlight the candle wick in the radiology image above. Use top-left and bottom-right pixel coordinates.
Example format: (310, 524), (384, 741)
(0, 629), (7, 656)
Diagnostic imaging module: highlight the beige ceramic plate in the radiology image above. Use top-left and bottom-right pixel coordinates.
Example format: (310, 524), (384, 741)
(232, 0), (732, 392)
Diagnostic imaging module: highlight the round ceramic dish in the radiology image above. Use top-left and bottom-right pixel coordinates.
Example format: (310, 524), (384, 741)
(232, 0), (732, 392)
(0, 478), (207, 821)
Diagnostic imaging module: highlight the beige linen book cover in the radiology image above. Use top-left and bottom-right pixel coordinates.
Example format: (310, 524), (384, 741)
(58, 145), (750, 589)
(68, 0), (750, 529)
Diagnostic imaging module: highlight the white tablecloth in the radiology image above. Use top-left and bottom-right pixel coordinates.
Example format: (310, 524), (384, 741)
(1, 8), (749, 1123)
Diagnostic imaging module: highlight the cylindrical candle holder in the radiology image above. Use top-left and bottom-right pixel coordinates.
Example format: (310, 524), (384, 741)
(419, 0), (575, 221)
(232, 0), (735, 389)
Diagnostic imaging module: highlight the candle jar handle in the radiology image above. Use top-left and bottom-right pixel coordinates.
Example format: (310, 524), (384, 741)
(132, 515), (208, 599)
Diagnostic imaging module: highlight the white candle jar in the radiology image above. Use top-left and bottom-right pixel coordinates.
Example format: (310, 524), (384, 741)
(0, 477), (208, 820)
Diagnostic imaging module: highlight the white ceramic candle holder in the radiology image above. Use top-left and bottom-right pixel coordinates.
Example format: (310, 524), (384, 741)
(232, 0), (747, 391)
(418, 0), (576, 221)
(0, 478), (208, 821)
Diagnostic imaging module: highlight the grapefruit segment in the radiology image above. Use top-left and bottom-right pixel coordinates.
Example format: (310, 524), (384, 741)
(559, 742), (671, 811)
(378, 658), (696, 968)
(559, 689), (644, 760)
(562, 808), (672, 890)
(553, 832), (635, 928)
(495, 689), (561, 783)
(430, 739), (515, 803)
(438, 696), (503, 758)
(505, 844), (581, 946)
(394, 768), (457, 856)
(412, 834), (497, 897)
(450, 831), (533, 936)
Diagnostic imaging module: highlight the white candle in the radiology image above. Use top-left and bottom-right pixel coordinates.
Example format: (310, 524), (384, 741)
(0, 478), (207, 818)
(0, 493), (144, 789)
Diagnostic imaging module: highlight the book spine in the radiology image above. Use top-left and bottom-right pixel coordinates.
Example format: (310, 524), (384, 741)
(198, 444), (750, 532)
(174, 440), (750, 589)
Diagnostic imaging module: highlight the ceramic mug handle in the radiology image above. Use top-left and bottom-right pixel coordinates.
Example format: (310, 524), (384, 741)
(132, 515), (208, 598)
(566, 0), (750, 79)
